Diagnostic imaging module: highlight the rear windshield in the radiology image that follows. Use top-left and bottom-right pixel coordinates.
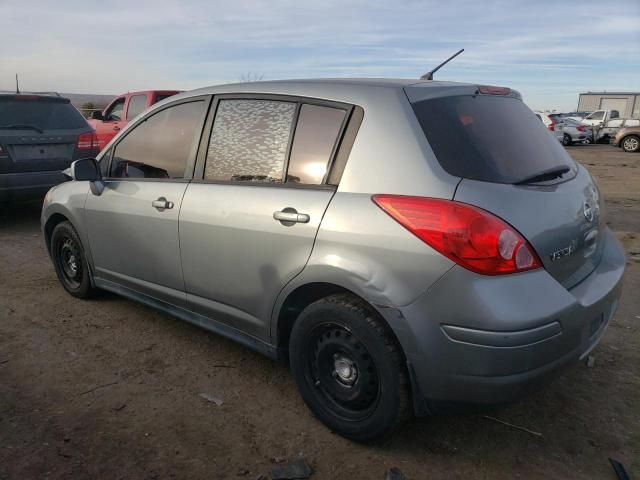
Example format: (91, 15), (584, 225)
(411, 95), (575, 184)
(0, 97), (87, 130)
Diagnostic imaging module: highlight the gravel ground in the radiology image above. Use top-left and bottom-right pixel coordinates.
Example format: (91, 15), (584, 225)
(1, 144), (638, 480)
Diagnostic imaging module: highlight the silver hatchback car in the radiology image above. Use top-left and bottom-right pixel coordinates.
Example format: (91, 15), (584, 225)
(42, 79), (625, 441)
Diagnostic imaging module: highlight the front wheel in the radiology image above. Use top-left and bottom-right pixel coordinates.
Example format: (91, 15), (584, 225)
(289, 294), (410, 442)
(563, 134), (572, 146)
(51, 221), (97, 298)
(622, 135), (640, 153)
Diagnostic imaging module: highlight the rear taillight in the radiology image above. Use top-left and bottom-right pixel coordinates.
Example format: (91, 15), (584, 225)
(577, 125), (586, 132)
(76, 132), (98, 151)
(372, 195), (542, 275)
(547, 122), (556, 132)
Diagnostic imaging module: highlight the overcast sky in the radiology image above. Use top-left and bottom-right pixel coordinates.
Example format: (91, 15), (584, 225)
(1, 0), (638, 111)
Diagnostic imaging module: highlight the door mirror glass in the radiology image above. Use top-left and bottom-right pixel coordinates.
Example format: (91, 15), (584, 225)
(68, 158), (101, 181)
(91, 110), (104, 120)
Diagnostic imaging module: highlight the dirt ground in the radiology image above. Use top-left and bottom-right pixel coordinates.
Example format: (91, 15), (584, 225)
(1, 145), (638, 480)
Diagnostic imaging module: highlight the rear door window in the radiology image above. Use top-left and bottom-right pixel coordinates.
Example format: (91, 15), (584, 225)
(0, 97), (87, 130)
(204, 99), (296, 183)
(411, 95), (575, 184)
(126, 95), (148, 120)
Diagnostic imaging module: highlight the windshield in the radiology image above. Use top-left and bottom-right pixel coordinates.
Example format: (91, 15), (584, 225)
(411, 95), (576, 184)
(0, 97), (87, 130)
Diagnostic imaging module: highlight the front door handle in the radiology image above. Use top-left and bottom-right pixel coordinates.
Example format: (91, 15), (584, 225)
(152, 197), (174, 210)
(113, 126), (121, 131)
(273, 208), (310, 225)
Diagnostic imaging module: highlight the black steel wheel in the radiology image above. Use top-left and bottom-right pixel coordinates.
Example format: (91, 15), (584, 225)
(50, 221), (96, 298)
(290, 294), (410, 442)
(306, 323), (380, 421)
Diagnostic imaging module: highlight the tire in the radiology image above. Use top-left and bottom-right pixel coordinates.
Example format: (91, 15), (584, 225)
(562, 134), (572, 146)
(289, 294), (410, 442)
(621, 135), (640, 153)
(50, 221), (97, 298)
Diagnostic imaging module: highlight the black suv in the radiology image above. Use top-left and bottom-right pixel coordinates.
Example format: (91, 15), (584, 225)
(0, 94), (99, 204)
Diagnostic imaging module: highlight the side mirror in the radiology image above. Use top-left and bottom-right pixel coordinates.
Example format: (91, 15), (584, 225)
(63, 158), (105, 195)
(91, 110), (104, 120)
(67, 158), (101, 181)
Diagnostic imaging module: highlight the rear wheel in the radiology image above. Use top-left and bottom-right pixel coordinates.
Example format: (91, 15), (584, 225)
(621, 135), (640, 153)
(51, 221), (97, 298)
(289, 294), (410, 442)
(563, 134), (572, 146)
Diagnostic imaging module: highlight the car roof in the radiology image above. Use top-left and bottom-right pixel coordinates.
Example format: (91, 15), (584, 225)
(117, 90), (181, 96)
(158, 78), (485, 110)
(194, 78), (473, 90)
(174, 78), (473, 99)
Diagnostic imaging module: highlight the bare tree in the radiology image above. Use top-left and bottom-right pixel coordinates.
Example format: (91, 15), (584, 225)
(239, 72), (265, 82)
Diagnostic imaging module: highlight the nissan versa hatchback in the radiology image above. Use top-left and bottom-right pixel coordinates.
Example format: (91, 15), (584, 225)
(42, 79), (625, 441)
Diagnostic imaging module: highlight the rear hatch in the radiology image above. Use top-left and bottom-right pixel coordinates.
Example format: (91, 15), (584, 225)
(0, 95), (94, 174)
(407, 86), (603, 289)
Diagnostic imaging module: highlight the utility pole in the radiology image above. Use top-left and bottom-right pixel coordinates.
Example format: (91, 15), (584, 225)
(15, 73), (20, 94)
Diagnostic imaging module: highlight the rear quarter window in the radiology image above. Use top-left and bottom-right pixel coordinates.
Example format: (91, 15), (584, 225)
(411, 95), (575, 184)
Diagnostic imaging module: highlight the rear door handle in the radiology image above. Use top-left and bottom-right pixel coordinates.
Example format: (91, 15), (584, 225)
(273, 208), (310, 225)
(113, 126), (121, 131)
(152, 197), (174, 210)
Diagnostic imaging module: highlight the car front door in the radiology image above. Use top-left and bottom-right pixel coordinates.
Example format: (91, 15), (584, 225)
(85, 97), (210, 307)
(179, 96), (354, 341)
(93, 96), (127, 149)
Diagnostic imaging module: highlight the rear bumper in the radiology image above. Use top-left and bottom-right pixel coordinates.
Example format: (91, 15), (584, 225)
(0, 171), (68, 201)
(384, 227), (625, 412)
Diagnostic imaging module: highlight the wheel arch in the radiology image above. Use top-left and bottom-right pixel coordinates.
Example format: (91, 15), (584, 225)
(274, 281), (411, 365)
(43, 212), (70, 255)
(275, 281), (429, 417)
(42, 202), (96, 285)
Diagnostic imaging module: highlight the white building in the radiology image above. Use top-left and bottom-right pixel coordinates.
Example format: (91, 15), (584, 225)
(577, 92), (640, 118)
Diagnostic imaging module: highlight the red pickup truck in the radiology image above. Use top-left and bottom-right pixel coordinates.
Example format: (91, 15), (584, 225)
(88, 90), (180, 150)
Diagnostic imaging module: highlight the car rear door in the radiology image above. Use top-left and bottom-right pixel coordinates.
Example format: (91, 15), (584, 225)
(179, 96), (353, 340)
(85, 96), (210, 307)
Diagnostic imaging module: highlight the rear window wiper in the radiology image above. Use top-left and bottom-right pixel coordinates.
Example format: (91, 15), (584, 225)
(515, 166), (571, 185)
(0, 123), (44, 134)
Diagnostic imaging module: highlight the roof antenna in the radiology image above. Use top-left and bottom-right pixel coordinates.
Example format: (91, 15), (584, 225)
(15, 73), (20, 94)
(420, 49), (464, 80)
